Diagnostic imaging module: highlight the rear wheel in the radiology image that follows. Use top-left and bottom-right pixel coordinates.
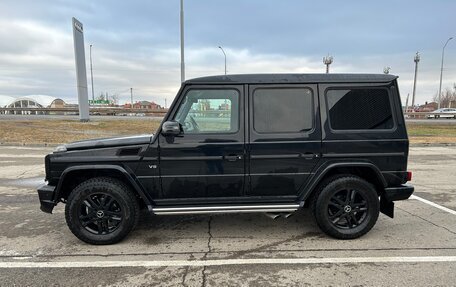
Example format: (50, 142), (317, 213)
(312, 175), (380, 239)
(65, 177), (139, 245)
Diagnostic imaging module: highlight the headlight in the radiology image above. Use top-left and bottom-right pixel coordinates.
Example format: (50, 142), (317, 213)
(54, 145), (67, 153)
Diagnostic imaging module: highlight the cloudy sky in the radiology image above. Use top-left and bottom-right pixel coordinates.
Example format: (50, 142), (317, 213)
(0, 0), (455, 106)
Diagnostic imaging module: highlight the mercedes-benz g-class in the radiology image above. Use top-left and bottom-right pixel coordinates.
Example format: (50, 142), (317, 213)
(37, 74), (414, 244)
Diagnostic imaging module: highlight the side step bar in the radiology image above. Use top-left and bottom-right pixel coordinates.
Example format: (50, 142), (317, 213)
(153, 204), (300, 215)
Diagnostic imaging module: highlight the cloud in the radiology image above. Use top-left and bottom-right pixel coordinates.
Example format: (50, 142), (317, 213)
(0, 0), (455, 107)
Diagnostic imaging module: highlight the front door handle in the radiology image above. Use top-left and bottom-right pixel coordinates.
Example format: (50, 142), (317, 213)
(224, 154), (242, 162)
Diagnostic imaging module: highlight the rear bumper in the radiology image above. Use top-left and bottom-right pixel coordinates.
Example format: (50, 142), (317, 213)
(383, 184), (414, 201)
(37, 183), (57, 213)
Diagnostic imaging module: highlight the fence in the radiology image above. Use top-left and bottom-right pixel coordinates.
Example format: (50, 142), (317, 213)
(0, 108), (455, 119)
(0, 107), (168, 116)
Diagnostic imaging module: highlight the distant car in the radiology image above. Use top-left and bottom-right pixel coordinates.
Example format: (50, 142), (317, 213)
(427, 108), (456, 119)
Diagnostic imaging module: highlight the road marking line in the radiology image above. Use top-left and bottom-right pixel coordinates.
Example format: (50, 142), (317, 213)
(410, 195), (456, 215)
(1, 256), (456, 268)
(0, 154), (44, 158)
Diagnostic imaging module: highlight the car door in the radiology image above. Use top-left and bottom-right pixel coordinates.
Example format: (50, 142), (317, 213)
(158, 85), (245, 204)
(247, 84), (321, 198)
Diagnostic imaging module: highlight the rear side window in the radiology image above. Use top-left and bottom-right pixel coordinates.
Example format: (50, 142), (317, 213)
(253, 88), (313, 133)
(326, 88), (394, 130)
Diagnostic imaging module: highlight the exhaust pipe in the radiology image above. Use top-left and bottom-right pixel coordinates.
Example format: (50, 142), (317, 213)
(264, 212), (294, 219)
(264, 212), (281, 219)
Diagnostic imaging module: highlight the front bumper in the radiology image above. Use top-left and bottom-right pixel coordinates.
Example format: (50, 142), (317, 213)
(37, 183), (57, 213)
(383, 184), (414, 201)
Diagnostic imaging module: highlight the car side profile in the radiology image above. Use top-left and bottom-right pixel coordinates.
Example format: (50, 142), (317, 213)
(426, 108), (456, 119)
(37, 73), (414, 245)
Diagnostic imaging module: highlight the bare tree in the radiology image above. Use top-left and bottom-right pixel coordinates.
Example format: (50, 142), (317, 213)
(433, 84), (456, 108)
(96, 92), (105, 101)
(111, 94), (119, 105)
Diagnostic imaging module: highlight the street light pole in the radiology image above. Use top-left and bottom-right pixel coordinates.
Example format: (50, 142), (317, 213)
(438, 37), (453, 109)
(89, 44), (94, 102)
(180, 0), (185, 83)
(411, 52), (420, 109)
(218, 46), (227, 75)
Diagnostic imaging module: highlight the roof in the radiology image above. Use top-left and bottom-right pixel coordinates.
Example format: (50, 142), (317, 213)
(185, 73), (398, 84)
(0, 95), (61, 108)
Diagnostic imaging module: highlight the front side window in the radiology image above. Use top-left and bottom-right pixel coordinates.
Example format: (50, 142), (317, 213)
(253, 88), (313, 133)
(174, 89), (239, 134)
(326, 88), (394, 130)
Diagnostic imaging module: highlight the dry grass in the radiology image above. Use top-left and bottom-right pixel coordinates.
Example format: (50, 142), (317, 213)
(0, 118), (455, 145)
(0, 118), (161, 145)
(406, 123), (456, 144)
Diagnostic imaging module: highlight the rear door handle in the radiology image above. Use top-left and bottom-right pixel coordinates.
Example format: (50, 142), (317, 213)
(224, 154), (243, 162)
(301, 152), (318, 159)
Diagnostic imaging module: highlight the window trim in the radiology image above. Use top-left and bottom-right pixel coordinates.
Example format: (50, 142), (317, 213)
(325, 86), (398, 134)
(251, 86), (315, 135)
(172, 87), (241, 135)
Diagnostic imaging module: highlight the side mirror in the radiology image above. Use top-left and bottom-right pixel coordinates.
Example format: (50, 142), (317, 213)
(161, 121), (182, 136)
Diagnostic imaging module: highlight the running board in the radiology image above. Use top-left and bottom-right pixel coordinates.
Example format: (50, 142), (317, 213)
(152, 204), (300, 215)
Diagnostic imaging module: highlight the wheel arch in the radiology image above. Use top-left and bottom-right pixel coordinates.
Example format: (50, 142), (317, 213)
(300, 162), (387, 205)
(54, 165), (153, 210)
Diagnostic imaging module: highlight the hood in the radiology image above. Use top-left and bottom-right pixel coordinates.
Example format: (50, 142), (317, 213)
(64, 134), (153, 151)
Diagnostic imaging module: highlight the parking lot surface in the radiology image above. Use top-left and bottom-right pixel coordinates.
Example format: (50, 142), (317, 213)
(0, 145), (455, 286)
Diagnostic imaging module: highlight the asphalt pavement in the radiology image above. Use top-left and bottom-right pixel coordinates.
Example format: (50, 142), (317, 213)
(0, 145), (455, 286)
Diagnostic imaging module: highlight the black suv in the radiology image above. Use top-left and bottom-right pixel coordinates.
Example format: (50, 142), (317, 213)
(37, 74), (414, 245)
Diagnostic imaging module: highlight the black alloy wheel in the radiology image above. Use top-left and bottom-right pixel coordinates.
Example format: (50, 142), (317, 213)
(65, 177), (139, 245)
(312, 175), (380, 239)
(78, 193), (123, 235)
(327, 189), (368, 229)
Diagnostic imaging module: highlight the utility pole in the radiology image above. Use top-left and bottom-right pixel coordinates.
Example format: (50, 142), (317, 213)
(438, 37), (453, 109)
(323, 55), (333, 73)
(180, 0), (185, 83)
(130, 88), (133, 109)
(89, 44), (95, 102)
(411, 52), (420, 109)
(164, 98), (167, 109)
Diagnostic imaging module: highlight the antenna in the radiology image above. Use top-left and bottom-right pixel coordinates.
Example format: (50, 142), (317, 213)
(323, 55), (333, 73)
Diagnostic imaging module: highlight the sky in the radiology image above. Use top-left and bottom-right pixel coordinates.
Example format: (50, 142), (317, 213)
(0, 0), (455, 107)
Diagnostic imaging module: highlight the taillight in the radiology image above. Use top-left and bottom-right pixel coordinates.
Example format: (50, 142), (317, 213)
(406, 171), (412, 182)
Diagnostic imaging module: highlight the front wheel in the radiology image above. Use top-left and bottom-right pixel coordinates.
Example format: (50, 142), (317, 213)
(65, 177), (139, 245)
(312, 175), (380, 239)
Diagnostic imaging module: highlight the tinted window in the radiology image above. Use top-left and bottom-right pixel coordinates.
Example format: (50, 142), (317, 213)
(174, 89), (239, 134)
(326, 88), (394, 130)
(253, 88), (313, 133)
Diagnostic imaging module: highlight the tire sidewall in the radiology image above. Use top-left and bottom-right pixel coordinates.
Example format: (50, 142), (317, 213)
(314, 177), (380, 239)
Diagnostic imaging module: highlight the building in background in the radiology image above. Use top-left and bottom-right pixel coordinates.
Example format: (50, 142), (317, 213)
(0, 95), (69, 115)
(124, 101), (162, 110)
(417, 102), (438, 112)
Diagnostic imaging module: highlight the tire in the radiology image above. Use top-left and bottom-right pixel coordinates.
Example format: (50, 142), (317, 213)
(312, 175), (380, 239)
(65, 177), (140, 245)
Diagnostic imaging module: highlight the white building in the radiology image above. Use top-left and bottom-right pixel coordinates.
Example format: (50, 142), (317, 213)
(0, 95), (65, 115)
